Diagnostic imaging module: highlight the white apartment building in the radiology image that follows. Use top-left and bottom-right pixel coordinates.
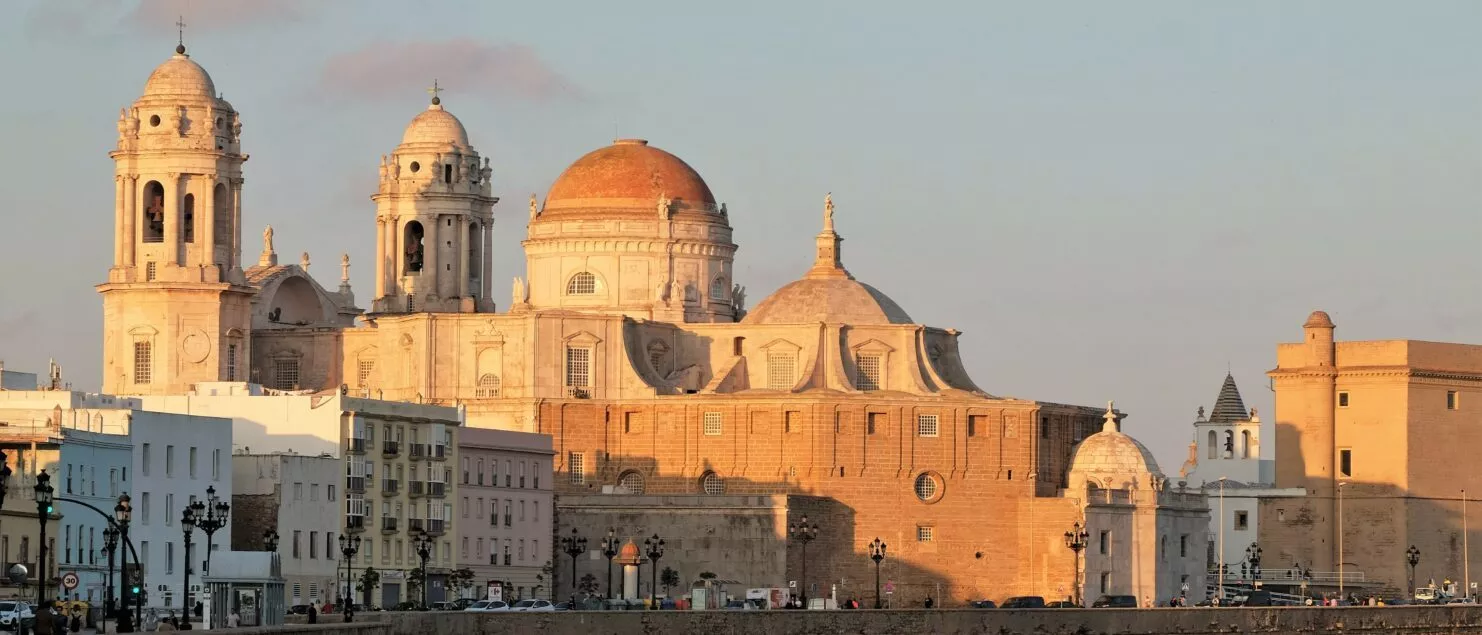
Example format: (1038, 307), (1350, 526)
(232, 454), (340, 609)
(454, 428), (554, 601)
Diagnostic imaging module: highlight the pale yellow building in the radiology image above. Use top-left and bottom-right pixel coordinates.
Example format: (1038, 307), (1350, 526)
(1261, 311), (1482, 595)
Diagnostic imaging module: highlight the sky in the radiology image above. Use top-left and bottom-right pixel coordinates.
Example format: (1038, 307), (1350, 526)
(1, 0), (1479, 473)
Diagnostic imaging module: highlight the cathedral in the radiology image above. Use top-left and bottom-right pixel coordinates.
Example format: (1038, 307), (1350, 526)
(98, 42), (1206, 605)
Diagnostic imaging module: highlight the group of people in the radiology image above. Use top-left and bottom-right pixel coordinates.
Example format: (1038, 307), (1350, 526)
(26, 601), (83, 634)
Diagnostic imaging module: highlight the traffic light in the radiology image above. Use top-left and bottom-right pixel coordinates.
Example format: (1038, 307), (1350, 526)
(121, 564), (142, 607)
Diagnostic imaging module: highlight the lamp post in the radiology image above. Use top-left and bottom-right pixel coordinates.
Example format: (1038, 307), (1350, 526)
(1245, 542), (1263, 588)
(263, 529), (280, 552)
(1217, 476), (1226, 602)
(412, 530), (434, 610)
(192, 486), (230, 577)
(337, 534), (362, 622)
(118, 494), (138, 626)
(1407, 545), (1420, 597)
(1064, 522), (1088, 606)
(868, 538), (886, 609)
(35, 469), (54, 605)
(644, 534), (664, 609)
(103, 525), (119, 629)
(789, 514), (818, 606)
(1338, 481), (1347, 597)
(561, 528), (587, 591)
(180, 503), (198, 620)
(601, 528), (619, 598)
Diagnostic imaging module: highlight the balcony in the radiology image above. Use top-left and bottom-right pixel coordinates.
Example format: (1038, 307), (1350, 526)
(382, 441), (400, 457)
(408, 518), (425, 533)
(427, 519), (445, 535)
(348, 438), (366, 454)
(380, 480), (400, 496)
(408, 481), (425, 497)
(431, 445), (447, 460)
(428, 482), (446, 498)
(346, 476), (366, 493)
(345, 515), (366, 531)
(380, 517), (398, 533)
(409, 444), (427, 459)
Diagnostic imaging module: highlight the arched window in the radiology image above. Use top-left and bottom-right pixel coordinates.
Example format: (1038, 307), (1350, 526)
(566, 272), (596, 295)
(700, 471), (725, 495)
(182, 193), (195, 243)
(212, 182), (231, 250)
(403, 221), (425, 274)
(619, 471), (645, 495)
(1207, 430), (1217, 460)
(475, 374), (501, 398)
(142, 181), (165, 243)
(466, 222), (480, 297)
(709, 276), (727, 301)
(1241, 430), (1252, 459)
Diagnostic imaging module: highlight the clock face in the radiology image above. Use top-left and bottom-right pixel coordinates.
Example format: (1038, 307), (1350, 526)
(182, 330), (212, 364)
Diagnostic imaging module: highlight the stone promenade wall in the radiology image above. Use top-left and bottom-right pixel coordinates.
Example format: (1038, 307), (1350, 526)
(335, 606), (1482, 635)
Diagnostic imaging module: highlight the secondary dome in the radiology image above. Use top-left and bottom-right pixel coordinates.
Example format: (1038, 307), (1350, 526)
(1070, 406), (1162, 477)
(544, 139), (715, 209)
(744, 278), (913, 326)
(401, 102), (470, 147)
(142, 49), (217, 98)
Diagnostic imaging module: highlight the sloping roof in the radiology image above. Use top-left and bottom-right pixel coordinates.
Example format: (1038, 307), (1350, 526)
(1209, 373), (1248, 423)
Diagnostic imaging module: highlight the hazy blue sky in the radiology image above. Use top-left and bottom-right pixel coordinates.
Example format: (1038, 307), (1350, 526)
(2, 0), (1478, 471)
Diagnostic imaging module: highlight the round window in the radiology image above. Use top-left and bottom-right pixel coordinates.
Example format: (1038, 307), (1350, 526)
(619, 471), (645, 495)
(701, 471), (725, 495)
(914, 472), (942, 502)
(149, 114), (161, 127)
(215, 117), (224, 129)
(409, 161), (421, 173)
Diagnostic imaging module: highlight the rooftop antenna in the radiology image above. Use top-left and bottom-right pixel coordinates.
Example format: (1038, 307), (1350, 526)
(175, 15), (187, 54)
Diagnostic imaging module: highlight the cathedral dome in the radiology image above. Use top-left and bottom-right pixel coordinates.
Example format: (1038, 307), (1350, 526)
(1070, 406), (1162, 477)
(401, 102), (470, 147)
(543, 139), (715, 211)
(142, 49), (217, 98)
(744, 278), (913, 326)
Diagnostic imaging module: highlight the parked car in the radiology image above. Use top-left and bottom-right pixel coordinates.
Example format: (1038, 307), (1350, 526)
(1230, 591), (1273, 607)
(287, 604), (313, 615)
(451, 598), (477, 610)
(465, 600), (511, 612)
(1091, 595), (1137, 608)
(1045, 601), (1078, 608)
(0, 601), (34, 632)
(553, 602), (572, 611)
(1001, 596), (1046, 609)
(511, 599), (556, 612)
(969, 599), (997, 609)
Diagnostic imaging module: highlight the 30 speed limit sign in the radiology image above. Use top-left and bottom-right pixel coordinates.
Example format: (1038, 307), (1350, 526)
(62, 572), (79, 590)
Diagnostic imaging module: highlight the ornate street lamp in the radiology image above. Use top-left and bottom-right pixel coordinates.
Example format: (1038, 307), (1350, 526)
(34, 470), (54, 605)
(192, 486), (230, 577)
(117, 493), (138, 626)
(1064, 522), (1088, 607)
(412, 530), (434, 610)
(868, 538), (887, 609)
(1407, 545), (1421, 597)
(789, 514), (819, 605)
(337, 534), (362, 622)
(103, 525), (120, 628)
(561, 528), (587, 591)
(263, 529), (280, 552)
(180, 503), (198, 619)
(601, 528), (619, 599)
(1245, 542), (1263, 585)
(644, 534), (665, 609)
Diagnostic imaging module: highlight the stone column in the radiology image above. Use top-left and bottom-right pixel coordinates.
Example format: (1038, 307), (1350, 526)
(123, 175), (137, 267)
(113, 175), (126, 266)
(457, 219), (469, 299)
(374, 218), (386, 301)
(231, 178), (244, 274)
(164, 172), (181, 265)
(202, 173), (217, 275)
(423, 216), (439, 300)
(481, 220), (494, 303)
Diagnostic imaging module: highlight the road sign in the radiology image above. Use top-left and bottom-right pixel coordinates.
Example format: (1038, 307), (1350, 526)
(788, 580), (796, 588)
(61, 572), (78, 590)
(884, 581), (895, 593)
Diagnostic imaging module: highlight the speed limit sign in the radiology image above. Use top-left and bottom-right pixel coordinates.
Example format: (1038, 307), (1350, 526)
(62, 572), (78, 590)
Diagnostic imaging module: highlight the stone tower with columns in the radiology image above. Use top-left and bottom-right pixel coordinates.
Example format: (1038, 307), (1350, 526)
(97, 42), (254, 395)
(371, 89), (498, 314)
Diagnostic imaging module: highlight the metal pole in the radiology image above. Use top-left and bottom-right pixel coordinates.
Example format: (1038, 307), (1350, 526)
(1218, 477), (1225, 602)
(801, 540), (808, 605)
(37, 512), (48, 605)
(182, 536), (191, 620)
(1465, 489), (1471, 599)
(1338, 482), (1345, 598)
(873, 560), (880, 609)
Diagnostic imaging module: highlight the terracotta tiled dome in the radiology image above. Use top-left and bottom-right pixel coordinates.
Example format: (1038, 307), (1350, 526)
(544, 139), (715, 210)
(401, 103), (470, 147)
(143, 50), (216, 98)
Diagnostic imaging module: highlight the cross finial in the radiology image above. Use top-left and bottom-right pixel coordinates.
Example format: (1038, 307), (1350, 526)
(427, 80), (443, 106)
(176, 15), (187, 51)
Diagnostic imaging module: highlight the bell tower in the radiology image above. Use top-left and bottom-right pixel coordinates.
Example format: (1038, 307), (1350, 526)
(371, 87), (498, 314)
(97, 42), (255, 395)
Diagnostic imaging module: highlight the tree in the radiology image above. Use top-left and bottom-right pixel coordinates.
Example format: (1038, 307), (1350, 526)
(698, 571), (717, 581)
(407, 568), (426, 608)
(538, 560), (554, 600)
(660, 567), (681, 596)
(447, 568), (477, 600)
(578, 573), (600, 595)
(356, 567), (381, 607)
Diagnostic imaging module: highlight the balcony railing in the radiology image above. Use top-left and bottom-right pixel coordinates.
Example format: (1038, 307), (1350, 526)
(432, 445), (447, 460)
(408, 518), (424, 533)
(380, 517), (398, 532)
(410, 444), (427, 459)
(408, 481), (425, 497)
(382, 441), (400, 457)
(348, 438), (366, 454)
(381, 480), (399, 495)
(345, 515), (365, 531)
(346, 476), (366, 493)
(427, 519), (445, 535)
(428, 482), (446, 498)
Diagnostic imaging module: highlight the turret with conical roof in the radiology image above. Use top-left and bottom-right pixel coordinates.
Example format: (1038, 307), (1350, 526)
(1209, 373), (1249, 424)
(1186, 372), (1263, 487)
